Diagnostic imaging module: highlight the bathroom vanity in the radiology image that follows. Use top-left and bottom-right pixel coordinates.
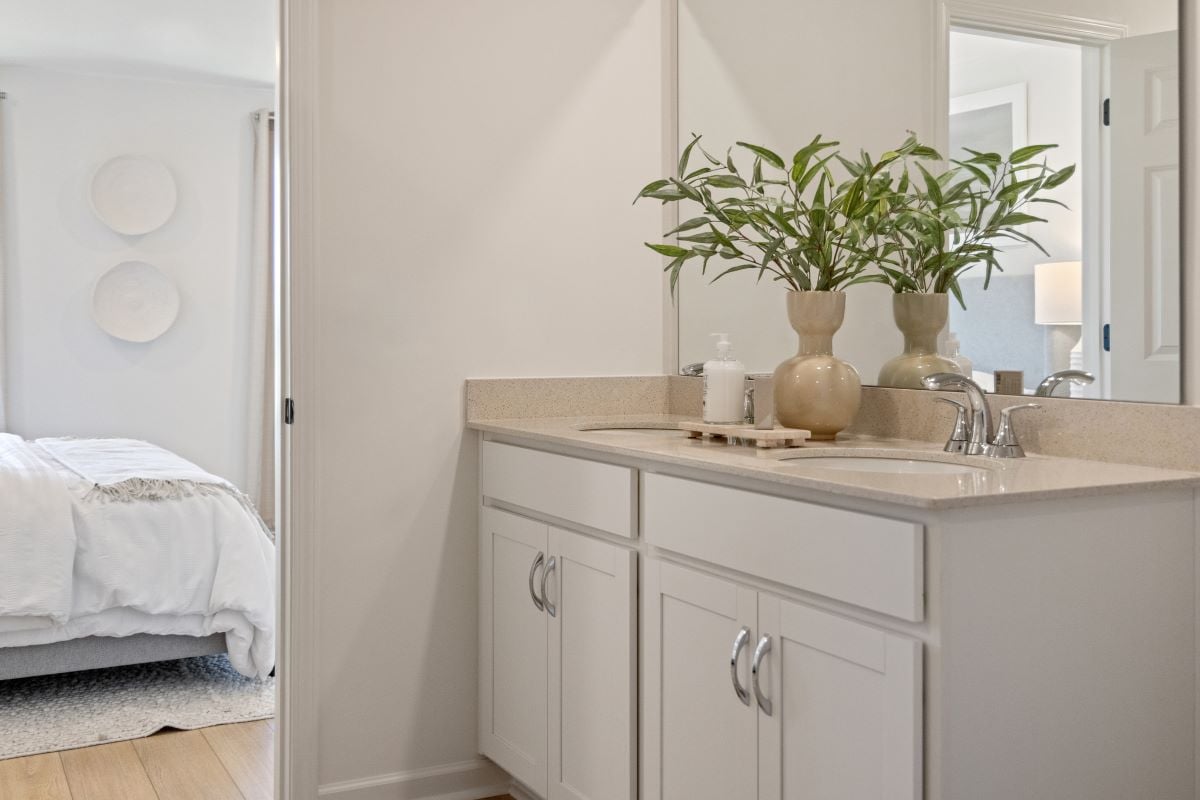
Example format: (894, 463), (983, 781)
(472, 401), (1200, 800)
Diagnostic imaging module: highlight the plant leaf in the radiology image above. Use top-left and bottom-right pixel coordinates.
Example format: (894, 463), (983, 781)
(736, 142), (785, 170)
(646, 243), (689, 258)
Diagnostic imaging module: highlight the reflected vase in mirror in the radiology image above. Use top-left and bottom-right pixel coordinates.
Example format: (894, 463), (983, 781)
(773, 291), (861, 440)
(877, 293), (963, 389)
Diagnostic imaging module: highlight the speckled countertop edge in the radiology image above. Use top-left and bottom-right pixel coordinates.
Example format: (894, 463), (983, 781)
(468, 414), (1200, 511)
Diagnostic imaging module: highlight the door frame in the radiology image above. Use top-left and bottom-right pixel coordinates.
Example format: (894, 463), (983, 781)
(276, 0), (320, 797)
(934, 2), (1125, 399)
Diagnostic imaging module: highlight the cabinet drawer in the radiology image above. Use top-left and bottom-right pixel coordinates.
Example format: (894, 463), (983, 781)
(642, 473), (923, 621)
(480, 440), (637, 538)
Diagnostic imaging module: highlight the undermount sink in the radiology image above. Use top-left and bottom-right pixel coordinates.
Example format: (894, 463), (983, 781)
(783, 456), (989, 476)
(576, 424), (683, 437)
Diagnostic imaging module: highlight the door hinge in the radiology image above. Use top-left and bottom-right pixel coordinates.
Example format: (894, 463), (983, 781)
(284, 398), (295, 425)
(1102, 98), (1110, 126)
(1102, 323), (1111, 352)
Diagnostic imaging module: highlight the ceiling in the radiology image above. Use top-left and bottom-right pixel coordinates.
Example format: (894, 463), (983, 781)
(0, 0), (275, 86)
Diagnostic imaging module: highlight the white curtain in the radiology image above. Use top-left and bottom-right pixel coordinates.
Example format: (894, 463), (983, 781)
(245, 108), (274, 526)
(0, 94), (8, 432)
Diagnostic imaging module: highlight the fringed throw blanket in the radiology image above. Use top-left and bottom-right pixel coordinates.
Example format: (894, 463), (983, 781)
(37, 437), (239, 501)
(34, 437), (270, 539)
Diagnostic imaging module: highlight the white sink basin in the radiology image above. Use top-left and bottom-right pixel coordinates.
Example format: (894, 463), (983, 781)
(577, 425), (682, 437)
(785, 456), (988, 476)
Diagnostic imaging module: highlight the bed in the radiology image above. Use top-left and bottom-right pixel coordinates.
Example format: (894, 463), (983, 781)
(0, 434), (275, 681)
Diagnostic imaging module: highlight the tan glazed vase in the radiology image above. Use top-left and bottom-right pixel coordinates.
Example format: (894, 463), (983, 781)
(772, 290), (861, 440)
(876, 292), (962, 389)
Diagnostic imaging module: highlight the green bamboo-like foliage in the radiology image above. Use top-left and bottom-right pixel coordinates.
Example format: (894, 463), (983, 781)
(636, 133), (1075, 306)
(868, 140), (1076, 305)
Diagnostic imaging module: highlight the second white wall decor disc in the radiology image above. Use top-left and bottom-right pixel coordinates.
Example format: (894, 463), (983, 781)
(92, 261), (181, 343)
(89, 155), (178, 235)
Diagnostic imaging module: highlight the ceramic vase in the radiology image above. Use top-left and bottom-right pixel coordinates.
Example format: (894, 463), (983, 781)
(772, 290), (861, 440)
(876, 292), (962, 389)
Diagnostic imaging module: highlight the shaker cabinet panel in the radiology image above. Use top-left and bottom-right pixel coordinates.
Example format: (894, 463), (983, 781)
(642, 472), (924, 621)
(642, 560), (758, 800)
(480, 440), (637, 537)
(548, 528), (637, 800)
(757, 595), (922, 800)
(480, 507), (549, 796)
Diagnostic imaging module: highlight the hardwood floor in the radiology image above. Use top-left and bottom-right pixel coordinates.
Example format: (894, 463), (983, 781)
(0, 721), (273, 800)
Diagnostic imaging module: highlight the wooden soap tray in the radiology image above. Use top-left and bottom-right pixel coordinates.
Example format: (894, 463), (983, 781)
(679, 421), (811, 449)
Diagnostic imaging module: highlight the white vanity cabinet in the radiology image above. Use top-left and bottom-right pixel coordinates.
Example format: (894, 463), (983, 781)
(479, 442), (637, 800)
(478, 432), (1199, 800)
(642, 560), (921, 800)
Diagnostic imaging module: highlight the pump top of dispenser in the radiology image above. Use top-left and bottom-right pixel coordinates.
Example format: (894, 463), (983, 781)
(711, 333), (733, 359)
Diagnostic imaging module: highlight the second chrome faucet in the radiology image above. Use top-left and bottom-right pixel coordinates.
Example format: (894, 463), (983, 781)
(923, 373), (1039, 459)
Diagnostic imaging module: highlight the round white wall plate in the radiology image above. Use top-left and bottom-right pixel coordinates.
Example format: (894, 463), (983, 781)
(89, 155), (178, 235)
(92, 261), (181, 343)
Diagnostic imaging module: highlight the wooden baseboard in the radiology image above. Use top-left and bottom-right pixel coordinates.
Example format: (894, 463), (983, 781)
(316, 757), (510, 800)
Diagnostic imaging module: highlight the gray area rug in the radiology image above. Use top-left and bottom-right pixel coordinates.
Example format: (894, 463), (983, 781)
(0, 655), (274, 760)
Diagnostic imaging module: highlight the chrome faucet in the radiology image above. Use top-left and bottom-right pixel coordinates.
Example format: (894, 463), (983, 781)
(934, 397), (970, 454)
(988, 403), (1041, 458)
(680, 362), (705, 377)
(923, 373), (992, 456)
(925, 372), (1042, 458)
(1035, 370), (1094, 398)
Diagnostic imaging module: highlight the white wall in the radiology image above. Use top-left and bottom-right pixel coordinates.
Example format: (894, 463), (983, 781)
(308, 0), (664, 792)
(0, 66), (272, 487)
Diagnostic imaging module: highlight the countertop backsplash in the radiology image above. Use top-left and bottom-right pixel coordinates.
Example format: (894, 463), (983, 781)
(466, 375), (1200, 473)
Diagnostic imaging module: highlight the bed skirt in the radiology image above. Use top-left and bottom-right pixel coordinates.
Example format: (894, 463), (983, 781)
(0, 634), (226, 681)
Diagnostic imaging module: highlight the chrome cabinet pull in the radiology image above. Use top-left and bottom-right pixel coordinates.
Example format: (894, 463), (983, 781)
(730, 626), (751, 706)
(541, 556), (557, 617)
(527, 552), (545, 612)
(751, 634), (772, 716)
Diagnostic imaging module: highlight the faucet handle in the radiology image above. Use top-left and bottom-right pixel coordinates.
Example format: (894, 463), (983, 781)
(934, 397), (969, 454)
(987, 403), (1041, 458)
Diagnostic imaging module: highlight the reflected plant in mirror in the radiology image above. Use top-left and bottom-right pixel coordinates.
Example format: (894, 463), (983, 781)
(870, 139), (1076, 388)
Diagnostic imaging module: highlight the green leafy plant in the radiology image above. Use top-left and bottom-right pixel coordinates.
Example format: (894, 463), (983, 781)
(867, 139), (1076, 305)
(634, 135), (931, 295)
(636, 132), (1076, 308)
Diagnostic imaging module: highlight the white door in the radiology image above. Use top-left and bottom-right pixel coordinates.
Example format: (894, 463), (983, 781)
(479, 507), (549, 796)
(547, 528), (637, 800)
(757, 595), (922, 800)
(1106, 31), (1180, 402)
(642, 559), (758, 800)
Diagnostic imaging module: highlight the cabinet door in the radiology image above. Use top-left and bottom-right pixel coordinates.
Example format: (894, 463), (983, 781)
(547, 528), (637, 800)
(480, 507), (549, 796)
(643, 559), (758, 800)
(757, 596), (922, 800)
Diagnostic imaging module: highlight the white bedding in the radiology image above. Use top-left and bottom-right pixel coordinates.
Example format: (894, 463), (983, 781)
(0, 435), (275, 678)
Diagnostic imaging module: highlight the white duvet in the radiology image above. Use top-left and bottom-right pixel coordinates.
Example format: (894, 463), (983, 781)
(0, 434), (275, 678)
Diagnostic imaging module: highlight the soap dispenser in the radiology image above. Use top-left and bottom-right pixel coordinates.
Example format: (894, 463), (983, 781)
(944, 332), (973, 377)
(702, 333), (746, 424)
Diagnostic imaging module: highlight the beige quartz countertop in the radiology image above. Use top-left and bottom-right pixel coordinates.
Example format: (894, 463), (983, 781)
(468, 414), (1200, 510)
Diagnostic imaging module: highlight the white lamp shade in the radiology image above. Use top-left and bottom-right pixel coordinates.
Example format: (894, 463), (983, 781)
(1034, 261), (1083, 325)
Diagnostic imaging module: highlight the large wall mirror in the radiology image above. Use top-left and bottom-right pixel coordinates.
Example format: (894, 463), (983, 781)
(673, 0), (1181, 403)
